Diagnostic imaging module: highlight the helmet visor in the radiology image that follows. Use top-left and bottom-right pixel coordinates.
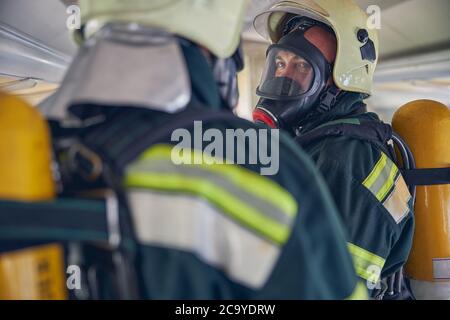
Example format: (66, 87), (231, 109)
(257, 46), (315, 99)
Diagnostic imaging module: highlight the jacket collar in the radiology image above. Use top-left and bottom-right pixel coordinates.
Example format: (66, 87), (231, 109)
(298, 92), (369, 134)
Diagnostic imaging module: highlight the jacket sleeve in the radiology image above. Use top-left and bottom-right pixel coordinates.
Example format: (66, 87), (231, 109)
(308, 137), (415, 287)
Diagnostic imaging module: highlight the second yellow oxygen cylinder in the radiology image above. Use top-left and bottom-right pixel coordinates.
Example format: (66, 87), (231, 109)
(0, 91), (55, 201)
(392, 99), (450, 299)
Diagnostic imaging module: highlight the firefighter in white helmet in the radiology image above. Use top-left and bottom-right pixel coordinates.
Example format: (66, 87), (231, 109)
(253, 0), (415, 299)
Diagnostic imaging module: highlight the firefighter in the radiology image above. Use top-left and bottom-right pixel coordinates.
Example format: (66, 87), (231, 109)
(252, 0), (414, 297)
(0, 0), (365, 299)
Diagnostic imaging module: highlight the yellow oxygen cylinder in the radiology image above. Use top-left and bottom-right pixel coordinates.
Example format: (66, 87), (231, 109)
(0, 91), (55, 201)
(0, 244), (67, 300)
(392, 99), (450, 299)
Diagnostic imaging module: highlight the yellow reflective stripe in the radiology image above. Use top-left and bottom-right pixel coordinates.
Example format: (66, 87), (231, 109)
(348, 243), (385, 267)
(348, 243), (385, 282)
(363, 153), (388, 189)
(376, 164), (399, 201)
(125, 172), (291, 245)
(362, 152), (412, 224)
(140, 144), (297, 218)
(346, 282), (368, 300)
(352, 261), (379, 282)
(363, 152), (401, 202)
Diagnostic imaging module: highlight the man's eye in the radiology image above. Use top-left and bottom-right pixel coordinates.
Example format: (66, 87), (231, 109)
(276, 61), (285, 69)
(296, 62), (311, 72)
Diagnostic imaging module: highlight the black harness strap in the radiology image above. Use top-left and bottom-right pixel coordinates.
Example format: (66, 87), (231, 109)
(0, 198), (132, 245)
(401, 167), (450, 186)
(296, 119), (450, 187)
(295, 119), (394, 159)
(82, 108), (243, 176)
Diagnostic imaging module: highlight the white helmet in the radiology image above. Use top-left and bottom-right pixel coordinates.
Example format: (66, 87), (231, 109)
(254, 0), (379, 95)
(79, 0), (249, 58)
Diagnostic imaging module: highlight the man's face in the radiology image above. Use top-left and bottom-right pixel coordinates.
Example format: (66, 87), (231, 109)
(274, 50), (314, 92)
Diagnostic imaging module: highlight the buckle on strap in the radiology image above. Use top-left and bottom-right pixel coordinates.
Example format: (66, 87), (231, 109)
(318, 86), (340, 113)
(68, 143), (104, 182)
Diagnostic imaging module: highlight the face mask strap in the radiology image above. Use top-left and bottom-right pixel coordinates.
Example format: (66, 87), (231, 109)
(211, 41), (244, 109)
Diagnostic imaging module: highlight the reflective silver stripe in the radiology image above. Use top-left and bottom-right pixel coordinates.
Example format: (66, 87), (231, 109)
(127, 160), (294, 228)
(368, 159), (395, 200)
(128, 190), (280, 289)
(125, 144), (297, 245)
(363, 153), (411, 223)
(363, 152), (399, 202)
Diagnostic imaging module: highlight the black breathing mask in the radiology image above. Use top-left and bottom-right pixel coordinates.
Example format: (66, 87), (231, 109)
(253, 20), (334, 131)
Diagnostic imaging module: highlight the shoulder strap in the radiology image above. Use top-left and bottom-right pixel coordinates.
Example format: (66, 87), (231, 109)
(296, 118), (450, 187)
(295, 117), (394, 158)
(82, 108), (240, 176)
